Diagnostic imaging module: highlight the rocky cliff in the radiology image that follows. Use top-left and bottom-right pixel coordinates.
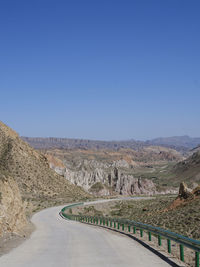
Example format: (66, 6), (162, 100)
(44, 147), (181, 196)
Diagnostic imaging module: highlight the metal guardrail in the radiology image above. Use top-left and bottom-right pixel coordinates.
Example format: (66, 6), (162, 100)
(60, 203), (84, 219)
(60, 204), (200, 267)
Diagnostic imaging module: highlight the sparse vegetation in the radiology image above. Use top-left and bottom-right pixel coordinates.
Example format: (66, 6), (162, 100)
(75, 196), (200, 240)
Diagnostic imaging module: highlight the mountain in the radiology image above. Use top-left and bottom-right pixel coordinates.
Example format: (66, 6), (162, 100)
(21, 137), (144, 150)
(0, 121), (90, 237)
(22, 135), (200, 152)
(146, 135), (200, 150)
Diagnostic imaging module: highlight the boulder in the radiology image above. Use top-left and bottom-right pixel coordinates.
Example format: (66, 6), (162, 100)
(178, 182), (193, 199)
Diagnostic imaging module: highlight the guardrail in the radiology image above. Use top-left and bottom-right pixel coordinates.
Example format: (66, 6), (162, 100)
(60, 204), (200, 267)
(59, 203), (84, 219)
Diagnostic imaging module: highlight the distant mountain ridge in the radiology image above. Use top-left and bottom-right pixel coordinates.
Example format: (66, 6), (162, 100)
(21, 135), (200, 151)
(21, 137), (145, 150)
(147, 135), (200, 150)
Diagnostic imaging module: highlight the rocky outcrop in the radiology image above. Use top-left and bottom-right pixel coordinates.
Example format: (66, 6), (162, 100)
(115, 175), (156, 195)
(166, 182), (200, 211)
(178, 182), (193, 199)
(46, 154), (157, 196)
(178, 182), (200, 200)
(0, 174), (27, 237)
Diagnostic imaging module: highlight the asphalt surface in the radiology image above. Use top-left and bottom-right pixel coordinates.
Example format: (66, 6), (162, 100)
(0, 203), (172, 267)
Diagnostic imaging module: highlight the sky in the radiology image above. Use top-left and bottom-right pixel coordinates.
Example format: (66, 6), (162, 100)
(0, 0), (200, 140)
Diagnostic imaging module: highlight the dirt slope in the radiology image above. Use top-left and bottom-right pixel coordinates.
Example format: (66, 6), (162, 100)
(0, 121), (90, 214)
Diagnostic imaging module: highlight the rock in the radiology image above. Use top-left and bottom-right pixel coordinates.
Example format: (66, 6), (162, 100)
(47, 154), (157, 196)
(178, 182), (193, 199)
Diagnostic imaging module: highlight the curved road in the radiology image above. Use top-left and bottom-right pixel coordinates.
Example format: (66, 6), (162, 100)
(0, 203), (172, 267)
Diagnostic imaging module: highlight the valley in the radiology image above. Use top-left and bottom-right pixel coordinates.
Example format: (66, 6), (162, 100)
(39, 146), (183, 195)
(0, 121), (200, 266)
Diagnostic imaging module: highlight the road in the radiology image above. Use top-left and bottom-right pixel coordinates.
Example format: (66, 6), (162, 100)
(0, 203), (172, 267)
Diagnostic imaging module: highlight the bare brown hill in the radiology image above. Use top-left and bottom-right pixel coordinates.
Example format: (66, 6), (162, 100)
(172, 151), (200, 186)
(0, 121), (90, 217)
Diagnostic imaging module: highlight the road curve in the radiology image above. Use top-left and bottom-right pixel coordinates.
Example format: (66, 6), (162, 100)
(0, 204), (172, 267)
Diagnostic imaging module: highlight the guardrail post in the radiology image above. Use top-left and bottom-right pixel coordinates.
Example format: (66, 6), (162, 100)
(133, 226), (136, 234)
(110, 220), (112, 227)
(167, 239), (171, 253)
(140, 229), (143, 237)
(158, 235), (162, 246)
(128, 225), (131, 232)
(118, 222), (120, 230)
(122, 224), (124, 231)
(148, 231), (152, 241)
(107, 220), (109, 227)
(114, 221), (116, 228)
(180, 244), (184, 262)
(103, 219), (105, 226)
(196, 252), (199, 267)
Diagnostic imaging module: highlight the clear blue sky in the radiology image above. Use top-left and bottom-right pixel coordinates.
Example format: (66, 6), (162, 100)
(0, 0), (200, 140)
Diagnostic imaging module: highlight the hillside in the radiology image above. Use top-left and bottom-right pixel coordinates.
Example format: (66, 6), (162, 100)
(173, 151), (200, 185)
(0, 173), (27, 237)
(74, 183), (200, 239)
(0, 121), (90, 237)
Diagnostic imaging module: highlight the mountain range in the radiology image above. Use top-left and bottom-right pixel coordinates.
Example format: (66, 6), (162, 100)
(22, 135), (200, 152)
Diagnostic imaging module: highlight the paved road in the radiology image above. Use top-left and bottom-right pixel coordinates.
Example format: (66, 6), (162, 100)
(0, 203), (172, 267)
